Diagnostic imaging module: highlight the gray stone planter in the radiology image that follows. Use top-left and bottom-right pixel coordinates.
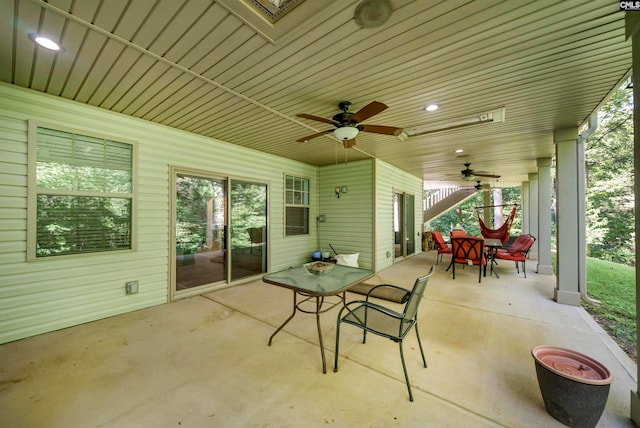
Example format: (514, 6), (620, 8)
(532, 345), (612, 428)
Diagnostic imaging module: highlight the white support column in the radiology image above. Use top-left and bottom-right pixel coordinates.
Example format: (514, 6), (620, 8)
(527, 173), (539, 260)
(554, 128), (581, 305)
(521, 182), (529, 234)
(537, 158), (553, 275)
(576, 134), (598, 304)
(493, 188), (503, 227)
(626, 11), (640, 427)
(483, 191), (492, 226)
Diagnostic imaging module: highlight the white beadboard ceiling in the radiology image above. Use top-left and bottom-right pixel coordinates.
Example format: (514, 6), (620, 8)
(0, 0), (632, 186)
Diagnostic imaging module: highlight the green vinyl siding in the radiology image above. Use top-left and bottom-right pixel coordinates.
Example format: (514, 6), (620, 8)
(374, 159), (424, 271)
(0, 82), (423, 344)
(318, 160), (374, 269)
(0, 82), (316, 344)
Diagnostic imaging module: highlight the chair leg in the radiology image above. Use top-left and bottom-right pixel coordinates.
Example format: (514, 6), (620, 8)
(399, 341), (414, 402)
(333, 319), (342, 372)
(436, 253), (441, 264)
(515, 261), (519, 274)
(522, 260), (527, 278)
(414, 323), (427, 368)
(478, 264), (482, 283)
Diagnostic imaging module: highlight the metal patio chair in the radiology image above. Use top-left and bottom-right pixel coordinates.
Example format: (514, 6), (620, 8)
(334, 266), (435, 402)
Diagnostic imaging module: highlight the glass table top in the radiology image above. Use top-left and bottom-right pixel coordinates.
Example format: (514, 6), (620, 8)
(263, 264), (374, 296)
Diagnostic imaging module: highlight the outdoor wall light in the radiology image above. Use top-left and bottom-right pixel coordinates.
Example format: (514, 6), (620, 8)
(335, 186), (348, 198)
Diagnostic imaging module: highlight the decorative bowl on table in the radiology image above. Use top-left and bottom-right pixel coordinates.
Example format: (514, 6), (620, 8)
(304, 261), (334, 275)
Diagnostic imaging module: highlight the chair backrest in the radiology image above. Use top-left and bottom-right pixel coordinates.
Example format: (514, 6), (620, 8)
(450, 229), (466, 238)
(403, 266), (434, 320)
(509, 234), (536, 254)
(431, 231), (448, 249)
(451, 236), (485, 264)
(247, 227), (264, 244)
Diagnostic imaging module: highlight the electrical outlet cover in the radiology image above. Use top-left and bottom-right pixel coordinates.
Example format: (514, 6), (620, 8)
(126, 280), (138, 294)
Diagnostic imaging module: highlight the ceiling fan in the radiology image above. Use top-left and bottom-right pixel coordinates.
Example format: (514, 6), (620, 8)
(473, 180), (492, 191)
(460, 163), (500, 180)
(296, 101), (403, 148)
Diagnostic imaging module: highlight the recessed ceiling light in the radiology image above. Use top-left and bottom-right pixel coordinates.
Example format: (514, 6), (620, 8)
(30, 34), (64, 52)
(425, 104), (438, 112)
(455, 149), (464, 153)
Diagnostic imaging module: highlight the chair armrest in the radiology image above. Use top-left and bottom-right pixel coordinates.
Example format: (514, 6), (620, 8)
(341, 299), (405, 320)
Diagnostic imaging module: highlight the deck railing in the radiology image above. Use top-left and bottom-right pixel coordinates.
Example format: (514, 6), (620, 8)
(424, 187), (459, 210)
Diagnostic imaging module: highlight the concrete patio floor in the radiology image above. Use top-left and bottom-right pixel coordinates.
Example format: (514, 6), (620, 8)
(1, 251), (637, 427)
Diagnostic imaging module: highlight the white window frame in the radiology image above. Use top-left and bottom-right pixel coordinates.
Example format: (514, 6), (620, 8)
(284, 174), (310, 236)
(27, 121), (137, 261)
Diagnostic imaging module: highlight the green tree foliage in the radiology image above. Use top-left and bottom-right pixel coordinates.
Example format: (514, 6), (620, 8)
(585, 84), (634, 266)
(230, 181), (267, 249)
(175, 176), (266, 253)
(175, 175), (224, 254)
(429, 187), (521, 237)
(36, 163), (132, 257)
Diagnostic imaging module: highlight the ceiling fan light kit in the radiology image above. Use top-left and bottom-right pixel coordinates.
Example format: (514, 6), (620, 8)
(334, 126), (359, 140)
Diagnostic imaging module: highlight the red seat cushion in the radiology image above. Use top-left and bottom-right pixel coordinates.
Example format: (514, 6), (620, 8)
(432, 231), (452, 254)
(495, 235), (535, 262)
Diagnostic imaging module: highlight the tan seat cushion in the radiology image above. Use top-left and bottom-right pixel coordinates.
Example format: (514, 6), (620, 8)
(348, 282), (410, 303)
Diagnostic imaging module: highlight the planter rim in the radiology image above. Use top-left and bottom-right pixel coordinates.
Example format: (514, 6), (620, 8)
(532, 345), (612, 385)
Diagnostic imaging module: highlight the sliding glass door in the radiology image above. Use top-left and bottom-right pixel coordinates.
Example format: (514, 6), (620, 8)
(393, 191), (415, 259)
(230, 180), (268, 280)
(172, 171), (267, 297)
(174, 173), (228, 292)
(394, 192), (404, 258)
(405, 193), (416, 256)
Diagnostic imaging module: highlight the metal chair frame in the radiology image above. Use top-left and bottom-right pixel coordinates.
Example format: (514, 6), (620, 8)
(447, 236), (486, 283)
(334, 267), (434, 402)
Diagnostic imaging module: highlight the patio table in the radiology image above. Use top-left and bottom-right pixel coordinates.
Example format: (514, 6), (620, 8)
(263, 264), (374, 373)
(484, 238), (503, 278)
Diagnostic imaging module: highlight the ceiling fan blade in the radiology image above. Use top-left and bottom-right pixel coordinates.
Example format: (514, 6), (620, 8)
(475, 173), (501, 179)
(296, 113), (339, 126)
(296, 129), (333, 142)
(343, 139), (356, 148)
(350, 101), (388, 123)
(359, 124), (403, 136)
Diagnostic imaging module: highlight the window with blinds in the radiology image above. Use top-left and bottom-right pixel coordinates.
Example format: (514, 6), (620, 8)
(31, 126), (134, 258)
(284, 174), (309, 236)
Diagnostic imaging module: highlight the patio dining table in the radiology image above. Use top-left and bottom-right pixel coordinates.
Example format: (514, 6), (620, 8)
(484, 238), (503, 278)
(263, 264), (374, 373)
